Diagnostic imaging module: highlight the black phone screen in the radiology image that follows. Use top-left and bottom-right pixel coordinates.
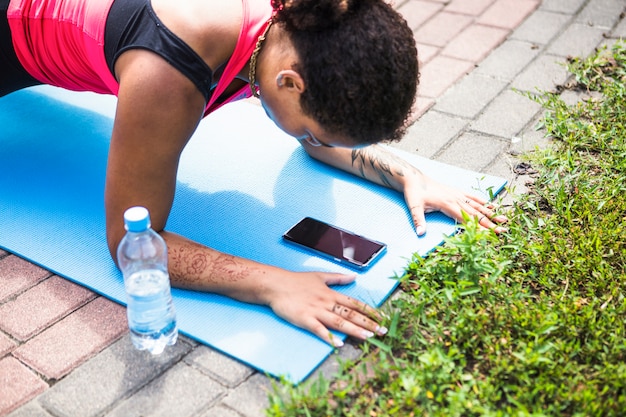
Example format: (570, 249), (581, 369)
(283, 217), (386, 268)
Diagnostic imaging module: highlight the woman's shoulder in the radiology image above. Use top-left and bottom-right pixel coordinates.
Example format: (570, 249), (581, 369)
(151, 0), (243, 34)
(151, 0), (243, 68)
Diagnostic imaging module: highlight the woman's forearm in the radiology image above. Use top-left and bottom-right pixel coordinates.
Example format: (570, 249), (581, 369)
(303, 142), (423, 193)
(159, 230), (385, 347)
(161, 230), (277, 304)
(349, 145), (422, 191)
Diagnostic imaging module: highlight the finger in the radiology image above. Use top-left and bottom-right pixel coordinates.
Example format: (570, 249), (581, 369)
(461, 197), (490, 212)
(473, 201), (508, 224)
(405, 199), (427, 235)
(477, 214), (488, 227)
(318, 307), (384, 343)
(462, 198), (507, 224)
(301, 304), (387, 348)
(476, 213), (508, 234)
(302, 318), (346, 347)
(321, 273), (357, 286)
(340, 294), (387, 325)
(331, 301), (387, 336)
(300, 308), (382, 348)
(466, 194), (488, 206)
(473, 203), (495, 219)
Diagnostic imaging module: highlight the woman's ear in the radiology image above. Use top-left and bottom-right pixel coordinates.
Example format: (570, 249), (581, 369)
(276, 70), (305, 93)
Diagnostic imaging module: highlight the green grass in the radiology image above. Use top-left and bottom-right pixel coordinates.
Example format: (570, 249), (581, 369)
(266, 41), (626, 417)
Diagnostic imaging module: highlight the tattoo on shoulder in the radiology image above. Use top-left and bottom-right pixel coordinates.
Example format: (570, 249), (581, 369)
(351, 147), (419, 187)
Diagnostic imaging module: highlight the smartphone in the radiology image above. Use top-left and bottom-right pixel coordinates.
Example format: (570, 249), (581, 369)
(282, 217), (387, 270)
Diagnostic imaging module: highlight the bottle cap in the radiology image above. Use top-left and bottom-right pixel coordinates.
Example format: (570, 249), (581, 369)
(123, 206), (151, 232)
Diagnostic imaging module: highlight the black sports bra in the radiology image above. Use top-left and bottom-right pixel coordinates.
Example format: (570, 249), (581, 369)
(104, 0), (214, 102)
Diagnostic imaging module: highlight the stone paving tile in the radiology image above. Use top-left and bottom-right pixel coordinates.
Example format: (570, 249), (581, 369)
(512, 114), (554, 155)
(418, 55), (475, 98)
(444, 0), (495, 16)
(511, 53), (571, 94)
(197, 404), (243, 417)
(435, 131), (509, 172)
(441, 24), (509, 62)
(396, 110), (468, 158)
(0, 256), (50, 303)
(0, 332), (17, 357)
(576, 0), (625, 29)
(547, 22), (611, 58)
(5, 401), (52, 417)
(184, 345), (255, 388)
(106, 362), (225, 417)
(415, 42), (440, 64)
(540, 0), (586, 14)
(470, 89), (543, 139)
(37, 335), (192, 417)
(413, 96), (436, 120)
(414, 12), (473, 47)
(475, 39), (541, 82)
(0, 276), (96, 342)
(477, 0), (540, 30)
(0, 356), (48, 416)
(433, 71), (509, 119)
(613, 14), (626, 38)
(483, 152), (519, 186)
(511, 10), (574, 45)
(12, 297), (126, 380)
(219, 373), (272, 417)
(397, 0), (443, 30)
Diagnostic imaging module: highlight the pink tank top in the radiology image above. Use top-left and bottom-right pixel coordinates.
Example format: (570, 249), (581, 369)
(7, 0), (272, 116)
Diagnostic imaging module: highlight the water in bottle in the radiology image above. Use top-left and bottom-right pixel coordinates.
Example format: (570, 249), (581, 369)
(118, 206), (178, 354)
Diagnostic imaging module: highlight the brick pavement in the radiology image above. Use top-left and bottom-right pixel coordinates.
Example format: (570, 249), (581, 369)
(2, 0), (625, 416)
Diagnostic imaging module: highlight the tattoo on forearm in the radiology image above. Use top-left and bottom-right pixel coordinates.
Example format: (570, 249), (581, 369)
(170, 243), (248, 285)
(351, 147), (418, 187)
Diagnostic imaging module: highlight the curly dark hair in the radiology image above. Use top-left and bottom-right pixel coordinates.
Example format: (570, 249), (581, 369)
(271, 0), (419, 145)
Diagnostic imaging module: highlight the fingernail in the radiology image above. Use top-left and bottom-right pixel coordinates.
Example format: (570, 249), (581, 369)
(330, 335), (344, 348)
(416, 226), (425, 235)
(362, 330), (375, 339)
(376, 326), (388, 336)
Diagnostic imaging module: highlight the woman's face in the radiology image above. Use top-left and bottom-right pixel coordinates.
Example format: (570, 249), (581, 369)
(257, 70), (357, 148)
(259, 94), (358, 148)
(259, 97), (331, 147)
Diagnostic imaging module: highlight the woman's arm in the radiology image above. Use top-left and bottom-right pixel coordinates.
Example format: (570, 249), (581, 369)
(301, 142), (508, 234)
(105, 50), (385, 346)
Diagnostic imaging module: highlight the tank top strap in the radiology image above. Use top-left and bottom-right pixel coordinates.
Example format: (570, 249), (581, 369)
(204, 0), (272, 115)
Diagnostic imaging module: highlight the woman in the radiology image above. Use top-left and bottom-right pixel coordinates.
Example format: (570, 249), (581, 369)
(1, 0), (506, 346)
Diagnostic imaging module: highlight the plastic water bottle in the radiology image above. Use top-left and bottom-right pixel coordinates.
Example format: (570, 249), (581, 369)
(117, 206), (178, 354)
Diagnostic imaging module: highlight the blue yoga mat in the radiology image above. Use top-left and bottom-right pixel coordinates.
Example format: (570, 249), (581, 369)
(0, 86), (506, 383)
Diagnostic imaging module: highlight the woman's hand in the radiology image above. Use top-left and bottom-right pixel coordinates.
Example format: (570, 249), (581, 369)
(300, 143), (508, 237)
(403, 170), (508, 236)
(161, 232), (386, 348)
(265, 270), (387, 347)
